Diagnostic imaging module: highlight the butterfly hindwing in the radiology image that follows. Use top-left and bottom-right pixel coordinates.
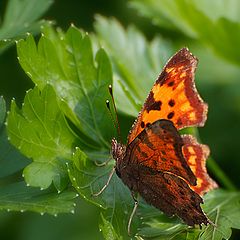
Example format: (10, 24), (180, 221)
(126, 120), (197, 186)
(137, 169), (209, 226)
(182, 135), (218, 196)
(128, 48), (208, 144)
(122, 120), (210, 226)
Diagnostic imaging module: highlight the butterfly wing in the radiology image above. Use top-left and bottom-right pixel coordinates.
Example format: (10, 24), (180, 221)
(126, 119), (197, 186)
(124, 120), (210, 225)
(137, 169), (209, 226)
(182, 135), (218, 196)
(128, 48), (207, 144)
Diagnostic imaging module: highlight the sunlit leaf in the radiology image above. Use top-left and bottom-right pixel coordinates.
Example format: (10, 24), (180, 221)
(7, 85), (78, 190)
(94, 16), (173, 116)
(17, 24), (114, 148)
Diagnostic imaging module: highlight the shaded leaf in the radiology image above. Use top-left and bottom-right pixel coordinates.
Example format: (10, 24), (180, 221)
(99, 213), (123, 240)
(0, 181), (77, 215)
(68, 148), (134, 239)
(137, 190), (240, 240)
(131, 0), (240, 64)
(0, 97), (30, 178)
(0, 96), (6, 126)
(0, 0), (53, 52)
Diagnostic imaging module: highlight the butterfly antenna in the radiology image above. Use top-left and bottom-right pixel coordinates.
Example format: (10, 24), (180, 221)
(106, 100), (119, 137)
(108, 85), (122, 143)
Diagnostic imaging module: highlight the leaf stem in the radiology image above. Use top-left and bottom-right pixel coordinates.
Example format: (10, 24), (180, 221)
(207, 157), (237, 191)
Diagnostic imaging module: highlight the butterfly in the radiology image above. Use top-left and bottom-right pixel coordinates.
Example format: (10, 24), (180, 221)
(95, 48), (217, 234)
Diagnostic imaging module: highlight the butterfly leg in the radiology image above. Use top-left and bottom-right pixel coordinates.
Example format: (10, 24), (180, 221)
(94, 156), (112, 167)
(128, 192), (139, 236)
(92, 167), (116, 197)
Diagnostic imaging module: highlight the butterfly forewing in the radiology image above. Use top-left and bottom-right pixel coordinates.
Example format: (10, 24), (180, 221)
(128, 48), (208, 144)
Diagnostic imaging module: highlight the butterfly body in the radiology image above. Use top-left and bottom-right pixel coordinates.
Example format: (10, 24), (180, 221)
(110, 48), (217, 227)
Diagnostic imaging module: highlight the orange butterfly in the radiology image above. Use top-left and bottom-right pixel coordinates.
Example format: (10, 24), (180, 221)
(95, 48), (217, 234)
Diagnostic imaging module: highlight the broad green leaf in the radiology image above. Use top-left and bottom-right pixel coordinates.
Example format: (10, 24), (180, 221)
(7, 85), (78, 190)
(17, 24), (114, 148)
(0, 181), (77, 215)
(94, 16), (173, 116)
(200, 190), (240, 240)
(99, 213), (123, 240)
(130, 0), (240, 65)
(68, 148), (134, 239)
(0, 97), (30, 178)
(0, 0), (53, 52)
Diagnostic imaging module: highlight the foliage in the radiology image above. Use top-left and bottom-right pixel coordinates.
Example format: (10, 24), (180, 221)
(130, 0), (240, 65)
(1, 0), (240, 240)
(0, 0), (53, 53)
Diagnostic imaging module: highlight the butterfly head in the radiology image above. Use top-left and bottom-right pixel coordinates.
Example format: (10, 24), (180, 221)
(111, 138), (126, 163)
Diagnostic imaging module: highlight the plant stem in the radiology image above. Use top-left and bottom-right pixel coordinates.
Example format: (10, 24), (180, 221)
(207, 157), (237, 191)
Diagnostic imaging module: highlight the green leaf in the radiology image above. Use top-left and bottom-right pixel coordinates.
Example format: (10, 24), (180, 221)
(0, 96), (6, 126)
(130, 0), (240, 65)
(68, 148), (134, 239)
(0, 0), (53, 52)
(99, 213), (123, 240)
(94, 16), (173, 116)
(0, 181), (77, 215)
(137, 190), (240, 240)
(7, 85), (78, 190)
(17, 24), (114, 148)
(200, 190), (240, 240)
(0, 97), (30, 178)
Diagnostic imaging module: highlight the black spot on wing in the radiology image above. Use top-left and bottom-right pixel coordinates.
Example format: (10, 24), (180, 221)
(168, 99), (175, 107)
(167, 112), (175, 119)
(145, 91), (162, 113)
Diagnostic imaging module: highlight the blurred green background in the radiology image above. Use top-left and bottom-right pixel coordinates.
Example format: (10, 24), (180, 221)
(0, 0), (240, 239)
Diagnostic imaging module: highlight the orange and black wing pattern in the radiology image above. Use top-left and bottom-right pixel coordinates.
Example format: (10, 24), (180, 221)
(128, 48), (207, 144)
(125, 120), (210, 226)
(126, 119), (196, 185)
(182, 135), (218, 196)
